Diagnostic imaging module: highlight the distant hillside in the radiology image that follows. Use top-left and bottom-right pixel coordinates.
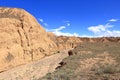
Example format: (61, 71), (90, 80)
(48, 32), (120, 50)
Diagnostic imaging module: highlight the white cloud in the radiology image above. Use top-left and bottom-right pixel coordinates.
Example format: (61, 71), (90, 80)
(63, 20), (71, 26)
(79, 34), (100, 38)
(46, 20), (73, 36)
(108, 19), (119, 22)
(38, 18), (49, 26)
(67, 23), (70, 26)
(88, 23), (113, 34)
(102, 30), (120, 37)
(44, 23), (48, 26)
(53, 31), (80, 37)
(47, 26), (97, 37)
(39, 18), (44, 22)
(50, 26), (66, 31)
(88, 23), (120, 37)
(47, 26), (79, 37)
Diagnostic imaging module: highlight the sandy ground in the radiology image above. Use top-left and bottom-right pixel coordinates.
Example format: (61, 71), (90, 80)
(0, 50), (69, 80)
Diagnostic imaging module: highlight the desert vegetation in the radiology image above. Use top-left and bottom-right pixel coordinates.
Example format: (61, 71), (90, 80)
(40, 42), (120, 80)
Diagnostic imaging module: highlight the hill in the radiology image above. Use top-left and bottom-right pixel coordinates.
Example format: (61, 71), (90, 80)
(0, 7), (57, 72)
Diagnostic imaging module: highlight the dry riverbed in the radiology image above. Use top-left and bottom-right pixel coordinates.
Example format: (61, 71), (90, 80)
(0, 50), (69, 80)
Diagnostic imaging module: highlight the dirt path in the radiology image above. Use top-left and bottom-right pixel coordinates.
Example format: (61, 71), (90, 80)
(0, 49), (69, 80)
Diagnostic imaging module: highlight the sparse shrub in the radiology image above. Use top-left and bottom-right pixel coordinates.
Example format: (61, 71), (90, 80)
(46, 73), (52, 80)
(56, 61), (66, 69)
(39, 42), (120, 80)
(68, 50), (74, 56)
(95, 64), (117, 75)
(42, 72), (70, 80)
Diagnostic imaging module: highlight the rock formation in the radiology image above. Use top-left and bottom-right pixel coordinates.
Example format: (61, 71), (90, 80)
(47, 33), (81, 50)
(0, 7), (120, 72)
(48, 32), (120, 50)
(0, 7), (57, 72)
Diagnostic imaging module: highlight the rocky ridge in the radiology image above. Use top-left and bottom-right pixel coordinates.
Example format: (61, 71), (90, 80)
(48, 32), (120, 50)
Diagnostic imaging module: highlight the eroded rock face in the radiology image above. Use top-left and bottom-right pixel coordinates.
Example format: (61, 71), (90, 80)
(0, 7), (57, 72)
(47, 33), (82, 50)
(47, 32), (120, 50)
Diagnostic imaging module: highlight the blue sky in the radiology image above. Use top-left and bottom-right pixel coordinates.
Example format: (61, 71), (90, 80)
(0, 0), (120, 37)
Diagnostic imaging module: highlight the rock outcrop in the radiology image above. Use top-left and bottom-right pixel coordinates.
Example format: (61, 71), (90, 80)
(0, 7), (57, 72)
(47, 33), (82, 50)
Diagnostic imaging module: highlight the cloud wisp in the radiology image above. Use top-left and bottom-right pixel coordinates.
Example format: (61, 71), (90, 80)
(108, 19), (119, 22)
(63, 20), (71, 27)
(67, 23), (70, 26)
(39, 18), (120, 37)
(88, 23), (113, 34)
(88, 23), (120, 37)
(38, 18), (49, 26)
(47, 26), (80, 37)
(39, 18), (44, 22)
(46, 20), (80, 37)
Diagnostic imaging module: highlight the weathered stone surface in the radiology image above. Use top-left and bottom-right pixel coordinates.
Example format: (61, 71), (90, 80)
(0, 7), (57, 72)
